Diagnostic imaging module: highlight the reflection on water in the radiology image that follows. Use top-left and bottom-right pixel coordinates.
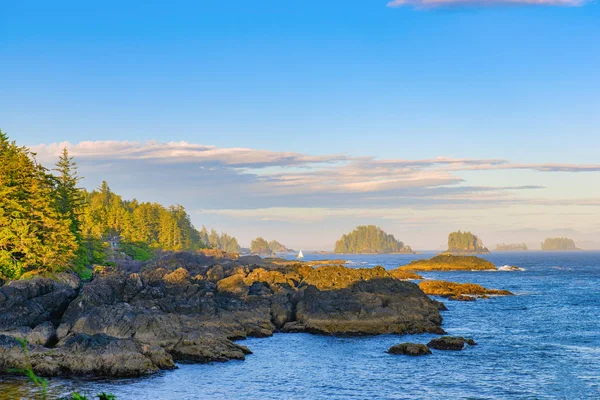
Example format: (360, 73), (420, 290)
(1, 252), (599, 399)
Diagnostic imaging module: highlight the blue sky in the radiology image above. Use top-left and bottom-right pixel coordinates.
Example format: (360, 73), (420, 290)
(1, 0), (599, 249)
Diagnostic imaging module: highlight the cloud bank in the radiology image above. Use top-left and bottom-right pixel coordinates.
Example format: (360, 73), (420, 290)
(30, 140), (600, 248)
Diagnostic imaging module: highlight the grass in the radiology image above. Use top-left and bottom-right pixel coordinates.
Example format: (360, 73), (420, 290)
(12, 338), (117, 400)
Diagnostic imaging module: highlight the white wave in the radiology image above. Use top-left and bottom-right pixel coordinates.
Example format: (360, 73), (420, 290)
(498, 265), (526, 271)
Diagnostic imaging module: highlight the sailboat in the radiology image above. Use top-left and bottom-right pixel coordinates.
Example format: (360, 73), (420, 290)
(297, 250), (304, 259)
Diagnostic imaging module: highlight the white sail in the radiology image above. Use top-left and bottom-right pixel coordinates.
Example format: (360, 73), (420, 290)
(297, 250), (304, 259)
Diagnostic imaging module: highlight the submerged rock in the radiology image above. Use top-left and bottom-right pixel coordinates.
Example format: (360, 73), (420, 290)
(447, 295), (476, 302)
(427, 336), (477, 351)
(387, 343), (431, 356)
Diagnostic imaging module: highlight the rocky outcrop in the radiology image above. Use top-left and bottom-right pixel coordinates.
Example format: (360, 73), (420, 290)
(388, 269), (423, 281)
(418, 280), (512, 300)
(387, 343), (431, 356)
(0, 273), (80, 347)
(0, 253), (446, 378)
(282, 278), (444, 335)
(399, 255), (496, 272)
(427, 336), (477, 351)
(0, 333), (174, 377)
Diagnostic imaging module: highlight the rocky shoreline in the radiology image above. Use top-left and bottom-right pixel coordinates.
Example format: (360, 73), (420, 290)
(0, 253), (446, 378)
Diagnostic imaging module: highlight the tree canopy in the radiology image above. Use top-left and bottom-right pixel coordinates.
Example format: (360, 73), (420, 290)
(334, 225), (412, 254)
(0, 130), (241, 279)
(1, 131), (77, 279)
(447, 231), (489, 254)
(250, 237), (272, 255)
(541, 238), (578, 251)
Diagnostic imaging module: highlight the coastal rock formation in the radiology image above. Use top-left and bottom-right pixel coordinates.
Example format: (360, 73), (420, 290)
(446, 231), (490, 254)
(0, 333), (174, 377)
(0, 273), (80, 346)
(0, 252), (445, 377)
(447, 295), (476, 302)
(418, 280), (513, 300)
(388, 269), (423, 281)
(334, 225), (413, 254)
(427, 336), (477, 351)
(399, 255), (496, 272)
(387, 343), (431, 356)
(541, 237), (579, 251)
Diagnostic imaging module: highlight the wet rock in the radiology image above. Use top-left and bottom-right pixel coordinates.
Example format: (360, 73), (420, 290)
(448, 295), (476, 302)
(419, 280), (512, 299)
(283, 278), (445, 335)
(387, 343), (431, 356)
(388, 269), (424, 281)
(427, 336), (477, 351)
(0, 252), (447, 378)
(0, 333), (174, 377)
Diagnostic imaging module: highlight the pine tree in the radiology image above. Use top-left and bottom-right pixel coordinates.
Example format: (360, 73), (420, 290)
(0, 131), (77, 278)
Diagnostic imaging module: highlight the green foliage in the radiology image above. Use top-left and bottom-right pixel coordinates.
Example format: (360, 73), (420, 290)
(250, 237), (271, 255)
(11, 338), (48, 399)
(198, 226), (239, 253)
(119, 241), (154, 261)
(401, 254), (496, 271)
(248, 238), (291, 254)
(267, 240), (291, 253)
(66, 393), (116, 400)
(334, 225), (412, 254)
(219, 233), (241, 253)
(0, 130), (241, 279)
(447, 231), (489, 253)
(79, 183), (217, 253)
(541, 237), (578, 251)
(0, 130), (77, 279)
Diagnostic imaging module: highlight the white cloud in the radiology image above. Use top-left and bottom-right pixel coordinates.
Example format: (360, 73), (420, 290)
(387, 0), (588, 8)
(29, 139), (600, 249)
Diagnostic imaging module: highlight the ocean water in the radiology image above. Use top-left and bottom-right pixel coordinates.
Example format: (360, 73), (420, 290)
(1, 252), (599, 399)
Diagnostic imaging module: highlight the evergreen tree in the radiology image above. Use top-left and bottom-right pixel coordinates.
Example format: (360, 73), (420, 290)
(250, 237), (271, 255)
(54, 148), (85, 239)
(334, 225), (411, 254)
(0, 131), (77, 278)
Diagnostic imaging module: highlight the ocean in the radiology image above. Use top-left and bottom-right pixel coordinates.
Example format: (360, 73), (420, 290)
(1, 251), (599, 399)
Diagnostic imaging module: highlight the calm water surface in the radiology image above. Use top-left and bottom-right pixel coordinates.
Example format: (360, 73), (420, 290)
(1, 252), (599, 399)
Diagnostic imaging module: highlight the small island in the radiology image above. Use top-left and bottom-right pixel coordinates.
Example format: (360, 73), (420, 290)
(446, 231), (489, 254)
(496, 243), (528, 251)
(541, 237), (580, 251)
(334, 225), (413, 254)
(398, 254), (496, 272)
(250, 237), (294, 255)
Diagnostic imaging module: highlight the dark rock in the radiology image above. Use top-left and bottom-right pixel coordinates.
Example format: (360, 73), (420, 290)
(0, 274), (79, 330)
(0, 252), (447, 378)
(387, 343), (431, 356)
(427, 336), (477, 351)
(448, 295), (476, 302)
(283, 278), (445, 335)
(0, 333), (174, 377)
(0, 321), (56, 346)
